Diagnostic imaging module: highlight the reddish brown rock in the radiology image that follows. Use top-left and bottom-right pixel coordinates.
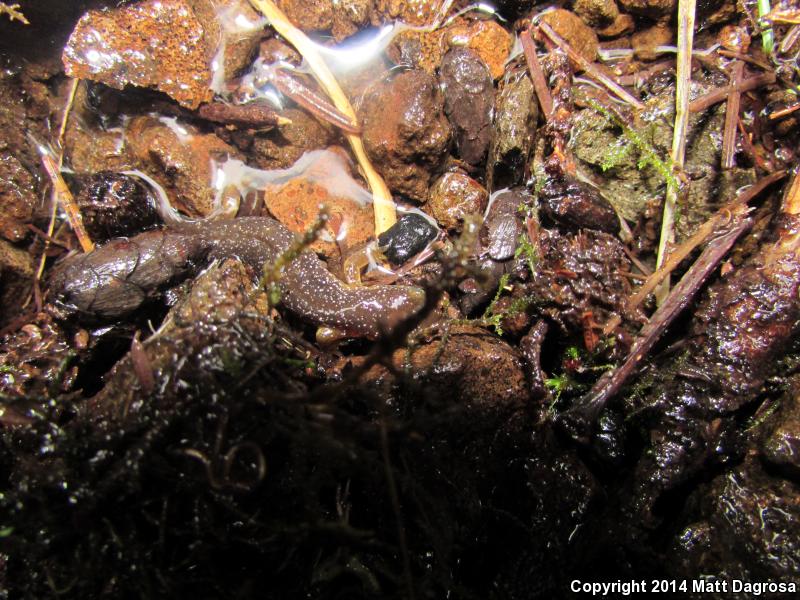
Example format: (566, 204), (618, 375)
(373, 0), (445, 26)
(540, 9), (599, 64)
(572, 0), (620, 28)
(632, 23), (673, 61)
(618, 0), (676, 19)
(597, 13), (635, 38)
(360, 70), (451, 202)
(0, 153), (36, 242)
(360, 326), (530, 411)
(251, 108), (336, 170)
(427, 172), (488, 231)
(264, 178), (374, 260)
(445, 19), (513, 80)
(388, 17), (512, 80)
(124, 116), (241, 217)
(0, 239), (33, 328)
(62, 0), (264, 110)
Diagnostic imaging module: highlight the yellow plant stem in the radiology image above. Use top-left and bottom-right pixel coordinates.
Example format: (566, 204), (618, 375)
(248, 0), (397, 235)
(654, 0), (695, 304)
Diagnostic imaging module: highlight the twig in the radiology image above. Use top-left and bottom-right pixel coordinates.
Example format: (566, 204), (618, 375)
(538, 21), (644, 110)
(721, 61), (744, 170)
(248, 0), (397, 234)
(563, 212), (752, 435)
(688, 73), (776, 112)
(654, 0), (695, 305)
(521, 28), (553, 119)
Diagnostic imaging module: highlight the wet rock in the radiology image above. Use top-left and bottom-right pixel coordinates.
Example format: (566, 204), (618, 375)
(0, 238), (33, 328)
(761, 388), (800, 478)
(76, 172), (160, 242)
(597, 13), (635, 38)
(264, 178), (373, 260)
(618, 0), (676, 20)
(63, 0), (216, 109)
(440, 48), (494, 166)
(427, 171), (488, 231)
(275, 0), (334, 32)
(360, 70), (451, 202)
(372, 0), (444, 27)
(540, 9), (598, 65)
(378, 213), (438, 266)
(275, 0), (371, 39)
(360, 325), (530, 414)
(538, 158), (619, 233)
(717, 24), (750, 54)
(125, 116), (241, 217)
(671, 459), (800, 584)
(572, 0), (620, 28)
(0, 312), (76, 398)
(632, 23), (673, 61)
(63, 0), (263, 110)
(488, 67), (538, 191)
(0, 153), (36, 242)
(387, 17), (512, 80)
(445, 19), (513, 80)
(251, 108), (336, 170)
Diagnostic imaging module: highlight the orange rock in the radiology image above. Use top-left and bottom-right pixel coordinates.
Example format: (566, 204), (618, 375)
(632, 23), (673, 61)
(388, 17), (512, 80)
(446, 19), (512, 80)
(540, 9), (599, 65)
(264, 178), (374, 260)
(63, 0), (263, 109)
(125, 116), (241, 217)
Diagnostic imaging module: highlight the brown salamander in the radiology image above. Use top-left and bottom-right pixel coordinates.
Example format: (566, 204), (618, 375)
(49, 217), (424, 339)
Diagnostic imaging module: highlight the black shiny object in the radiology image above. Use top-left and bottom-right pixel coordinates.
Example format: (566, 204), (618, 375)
(378, 213), (438, 266)
(77, 172), (159, 241)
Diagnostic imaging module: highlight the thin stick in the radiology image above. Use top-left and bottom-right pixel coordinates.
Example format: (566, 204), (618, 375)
(521, 28), (553, 119)
(654, 0), (695, 305)
(721, 61), (744, 170)
(248, 0), (397, 234)
(538, 21), (644, 110)
(688, 73), (775, 113)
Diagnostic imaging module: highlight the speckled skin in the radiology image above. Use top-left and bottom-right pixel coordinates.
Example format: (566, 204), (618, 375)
(50, 217), (424, 339)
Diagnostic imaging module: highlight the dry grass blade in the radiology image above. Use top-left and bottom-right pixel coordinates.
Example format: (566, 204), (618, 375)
(538, 21), (644, 110)
(721, 61), (744, 170)
(40, 153), (94, 253)
(248, 0), (397, 235)
(654, 0), (695, 305)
